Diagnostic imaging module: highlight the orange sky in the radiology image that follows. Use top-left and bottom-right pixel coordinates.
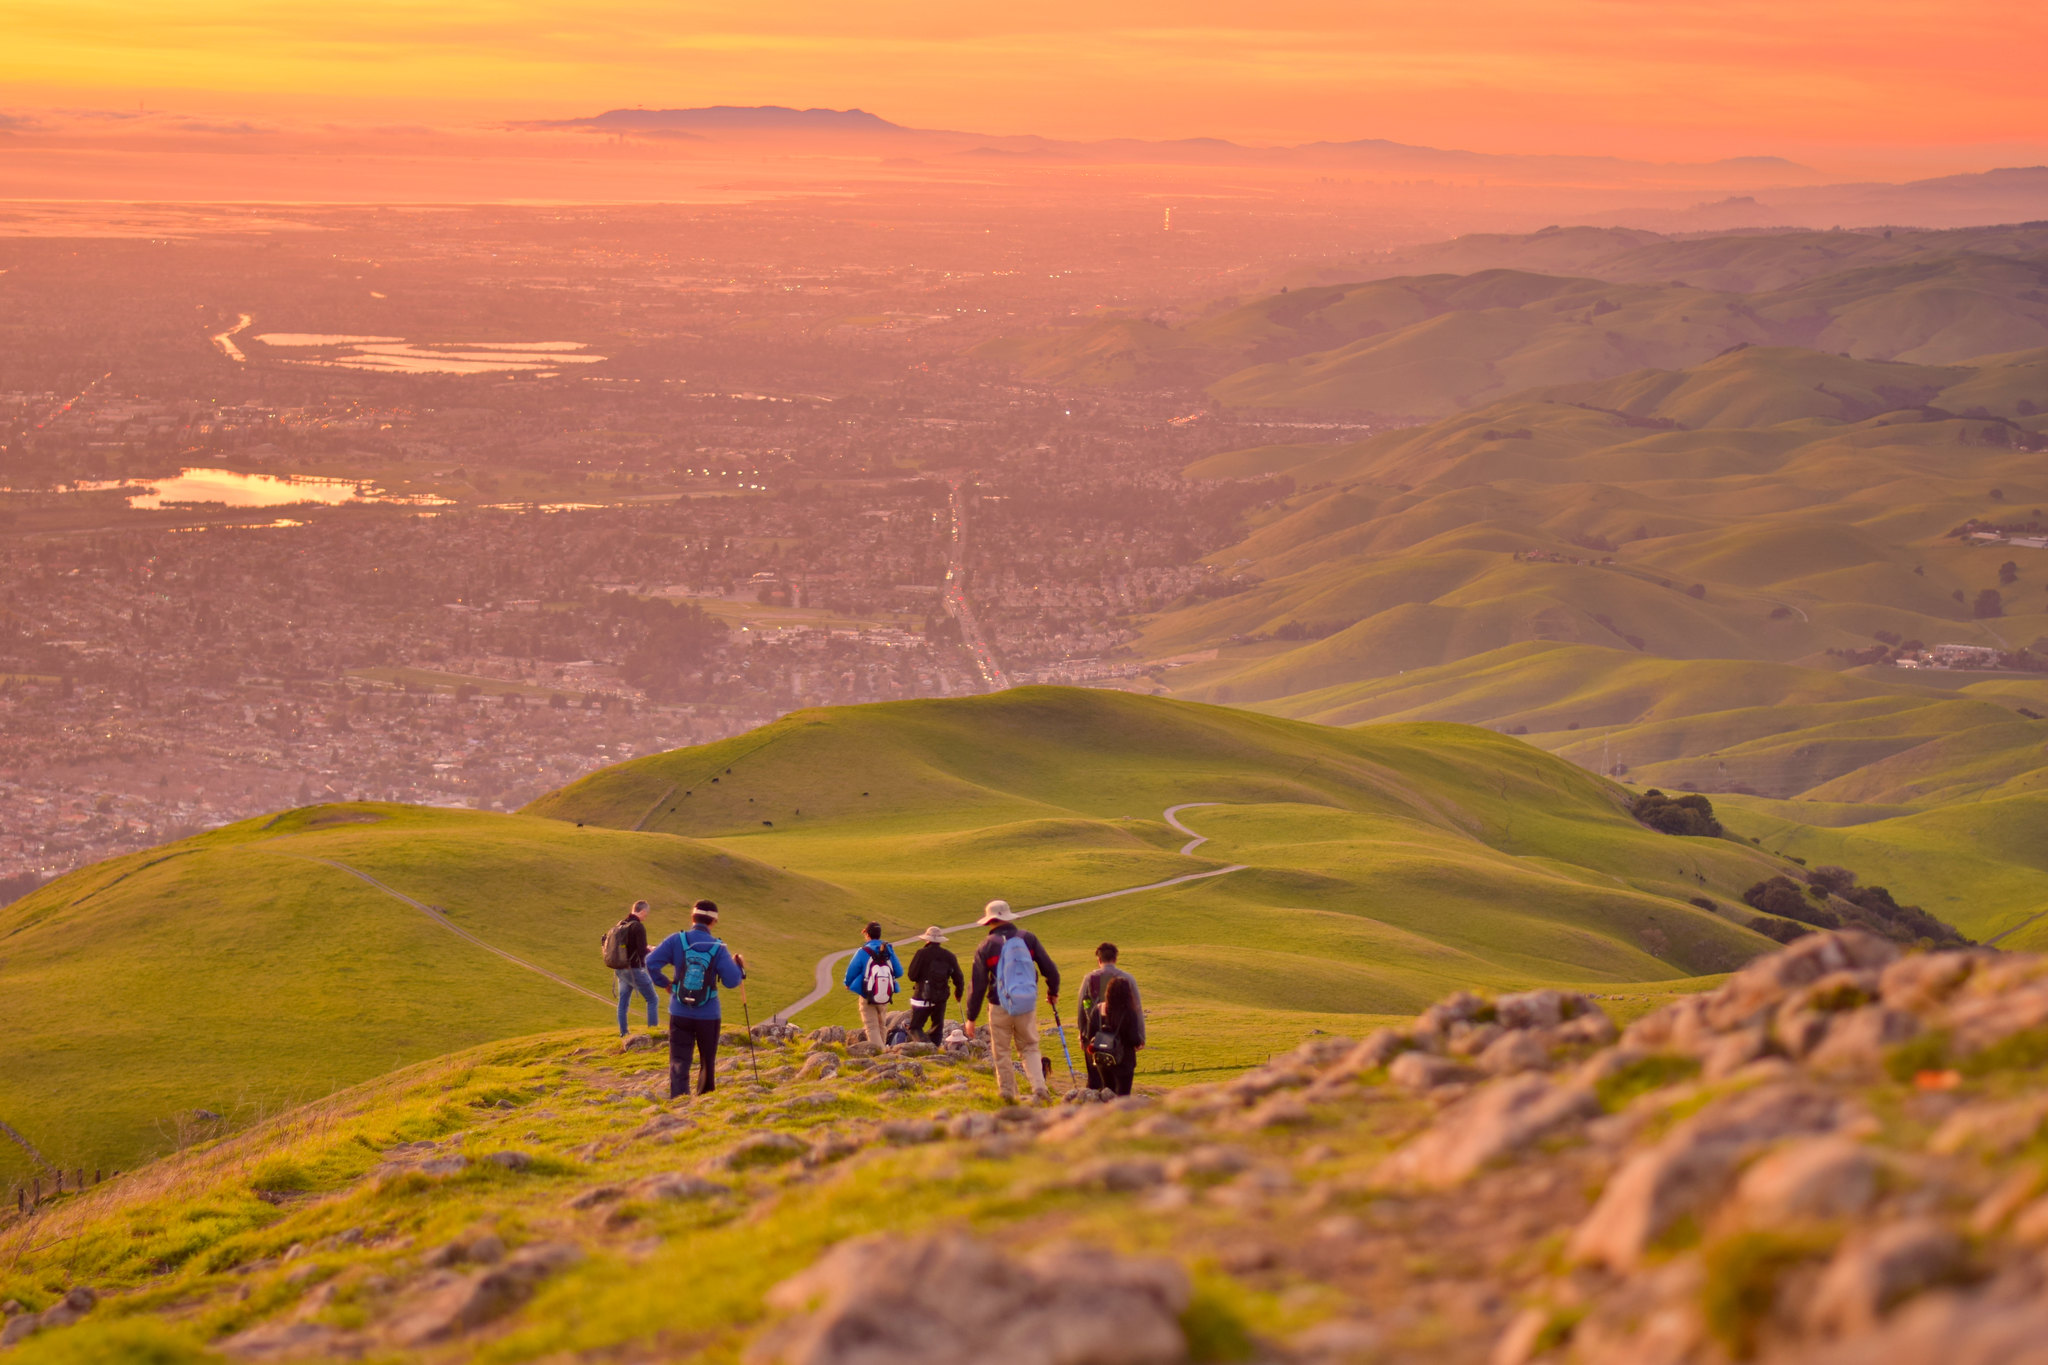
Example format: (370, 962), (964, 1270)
(4, 0), (2045, 168)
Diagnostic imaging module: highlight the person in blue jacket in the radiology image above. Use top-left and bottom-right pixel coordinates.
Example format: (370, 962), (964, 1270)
(842, 920), (903, 1045)
(647, 899), (745, 1099)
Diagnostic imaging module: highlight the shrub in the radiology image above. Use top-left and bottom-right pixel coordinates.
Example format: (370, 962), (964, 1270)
(1742, 876), (1838, 929)
(1633, 789), (1723, 837)
(1747, 915), (1811, 945)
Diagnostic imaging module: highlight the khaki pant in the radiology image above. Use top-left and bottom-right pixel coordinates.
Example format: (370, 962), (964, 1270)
(989, 1006), (1047, 1101)
(858, 999), (888, 1046)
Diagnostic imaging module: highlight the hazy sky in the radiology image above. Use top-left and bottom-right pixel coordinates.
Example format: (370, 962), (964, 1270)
(5, 0), (2043, 165)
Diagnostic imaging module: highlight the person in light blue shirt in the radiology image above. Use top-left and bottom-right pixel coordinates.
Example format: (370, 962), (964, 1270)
(647, 899), (745, 1098)
(842, 920), (903, 1044)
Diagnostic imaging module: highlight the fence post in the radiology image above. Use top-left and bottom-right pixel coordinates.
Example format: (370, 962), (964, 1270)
(52, 1170), (62, 1194)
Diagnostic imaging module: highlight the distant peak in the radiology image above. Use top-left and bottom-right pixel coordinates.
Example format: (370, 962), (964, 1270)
(518, 106), (902, 133)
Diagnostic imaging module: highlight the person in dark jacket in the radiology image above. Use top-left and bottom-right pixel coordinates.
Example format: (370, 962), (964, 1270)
(1078, 941), (1145, 1086)
(1090, 977), (1142, 1096)
(646, 899), (745, 1099)
(609, 900), (657, 1037)
(962, 900), (1060, 1103)
(905, 926), (963, 1044)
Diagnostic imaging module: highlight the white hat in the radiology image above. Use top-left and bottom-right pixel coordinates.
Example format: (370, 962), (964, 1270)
(917, 925), (948, 943)
(979, 900), (1013, 926)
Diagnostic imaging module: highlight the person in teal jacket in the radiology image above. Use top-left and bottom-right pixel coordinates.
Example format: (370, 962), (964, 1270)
(647, 899), (745, 1098)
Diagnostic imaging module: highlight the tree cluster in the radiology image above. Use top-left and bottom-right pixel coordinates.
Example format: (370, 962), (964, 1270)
(1632, 789), (1722, 838)
(1742, 865), (1967, 947)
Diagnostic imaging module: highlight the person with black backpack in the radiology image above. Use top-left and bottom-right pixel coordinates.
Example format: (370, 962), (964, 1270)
(601, 900), (658, 1038)
(962, 900), (1060, 1104)
(646, 899), (745, 1099)
(1077, 941), (1145, 1089)
(840, 921), (903, 1045)
(904, 926), (963, 1045)
(1087, 977), (1143, 1096)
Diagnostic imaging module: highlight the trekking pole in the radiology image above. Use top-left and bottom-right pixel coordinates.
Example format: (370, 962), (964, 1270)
(1049, 998), (1080, 1091)
(738, 976), (764, 1086)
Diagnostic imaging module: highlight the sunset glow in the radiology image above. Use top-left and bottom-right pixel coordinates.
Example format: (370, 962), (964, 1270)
(5, 0), (2045, 167)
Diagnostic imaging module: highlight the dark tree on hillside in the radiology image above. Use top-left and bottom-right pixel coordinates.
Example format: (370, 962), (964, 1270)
(1748, 915), (1812, 944)
(1633, 789), (1723, 837)
(1975, 589), (2004, 619)
(1999, 561), (2019, 586)
(1744, 876), (1839, 929)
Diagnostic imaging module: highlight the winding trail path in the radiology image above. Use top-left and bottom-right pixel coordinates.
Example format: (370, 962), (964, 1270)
(287, 855), (613, 1006)
(772, 804), (1246, 1023)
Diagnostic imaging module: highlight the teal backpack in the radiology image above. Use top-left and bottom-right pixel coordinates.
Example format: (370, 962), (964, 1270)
(674, 936), (723, 1008)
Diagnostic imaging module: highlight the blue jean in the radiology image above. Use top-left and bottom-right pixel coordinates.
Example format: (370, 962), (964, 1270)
(616, 967), (659, 1033)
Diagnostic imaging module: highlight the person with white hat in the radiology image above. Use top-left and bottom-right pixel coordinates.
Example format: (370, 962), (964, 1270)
(962, 899), (1061, 1103)
(905, 925), (963, 1045)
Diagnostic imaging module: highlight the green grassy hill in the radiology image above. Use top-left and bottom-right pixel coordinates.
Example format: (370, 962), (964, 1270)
(979, 247), (2048, 417)
(4, 689), (1803, 1184)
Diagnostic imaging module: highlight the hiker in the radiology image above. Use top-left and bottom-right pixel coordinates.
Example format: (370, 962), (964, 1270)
(1078, 941), (1146, 1090)
(962, 900), (1060, 1103)
(1087, 977), (1143, 1096)
(646, 899), (745, 1099)
(842, 921), (904, 1046)
(601, 899), (658, 1037)
(905, 925), (964, 1045)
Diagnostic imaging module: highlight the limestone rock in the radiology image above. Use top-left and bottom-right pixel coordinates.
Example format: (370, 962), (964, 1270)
(1735, 1137), (1879, 1224)
(1806, 1005), (1919, 1075)
(1477, 1029), (1553, 1075)
(750, 1234), (1189, 1365)
(621, 1033), (659, 1052)
(879, 1119), (942, 1145)
(1378, 1075), (1599, 1188)
(1387, 1051), (1478, 1092)
(640, 1174), (727, 1202)
(1571, 1083), (1847, 1269)
(1806, 1219), (1964, 1336)
(717, 1132), (808, 1169)
(385, 1243), (583, 1346)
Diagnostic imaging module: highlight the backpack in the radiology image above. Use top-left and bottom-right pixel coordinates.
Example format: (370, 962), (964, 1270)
(861, 943), (897, 1005)
(600, 919), (634, 970)
(993, 934), (1038, 1016)
(1090, 1024), (1127, 1069)
(673, 935), (724, 1008)
(885, 1026), (911, 1046)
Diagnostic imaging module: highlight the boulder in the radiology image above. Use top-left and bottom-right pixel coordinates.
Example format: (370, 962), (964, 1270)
(811, 1026), (849, 1045)
(621, 1033), (659, 1052)
(219, 1321), (366, 1360)
(1783, 1286), (2048, 1365)
(483, 1150), (532, 1172)
(1878, 951), (1991, 1015)
(385, 1243), (583, 1346)
(750, 1234), (1188, 1365)
(1735, 1137), (1879, 1224)
(1806, 1006), (1920, 1075)
(1496, 989), (1569, 1030)
(879, 1119), (942, 1145)
(717, 1132), (808, 1169)
(795, 1055), (840, 1082)
(1928, 1097), (2048, 1157)
(640, 1174), (727, 1202)
(1387, 1051), (1478, 1093)
(1377, 1075), (1599, 1188)
(1477, 1030), (1553, 1075)
(1806, 1219), (1965, 1336)
(1703, 932), (1899, 1033)
(1571, 1083), (1848, 1269)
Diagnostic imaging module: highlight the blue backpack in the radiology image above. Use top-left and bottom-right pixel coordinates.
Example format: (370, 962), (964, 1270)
(994, 934), (1039, 1016)
(674, 936), (723, 1008)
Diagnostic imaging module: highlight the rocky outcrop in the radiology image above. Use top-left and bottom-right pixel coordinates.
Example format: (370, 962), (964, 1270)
(748, 1234), (1189, 1365)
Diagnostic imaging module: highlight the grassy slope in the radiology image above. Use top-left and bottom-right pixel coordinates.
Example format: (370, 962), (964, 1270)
(0, 805), (859, 1187)
(979, 248), (2048, 416)
(536, 686), (1784, 1040)
(4, 689), (1786, 1185)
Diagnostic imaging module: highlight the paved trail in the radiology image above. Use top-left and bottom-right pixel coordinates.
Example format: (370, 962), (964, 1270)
(772, 803), (1245, 1023)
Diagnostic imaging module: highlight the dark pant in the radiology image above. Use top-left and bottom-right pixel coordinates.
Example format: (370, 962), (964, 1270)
(669, 1015), (721, 1098)
(909, 998), (948, 1043)
(1086, 1048), (1137, 1096)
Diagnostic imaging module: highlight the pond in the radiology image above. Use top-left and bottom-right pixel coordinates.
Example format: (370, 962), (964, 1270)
(65, 469), (452, 509)
(252, 334), (604, 375)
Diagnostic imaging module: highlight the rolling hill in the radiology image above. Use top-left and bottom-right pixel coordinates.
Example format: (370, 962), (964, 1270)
(2, 688), (1807, 1184)
(979, 238), (2048, 416)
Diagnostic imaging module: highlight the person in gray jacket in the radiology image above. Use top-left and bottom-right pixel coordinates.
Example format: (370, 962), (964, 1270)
(1078, 942), (1145, 1090)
